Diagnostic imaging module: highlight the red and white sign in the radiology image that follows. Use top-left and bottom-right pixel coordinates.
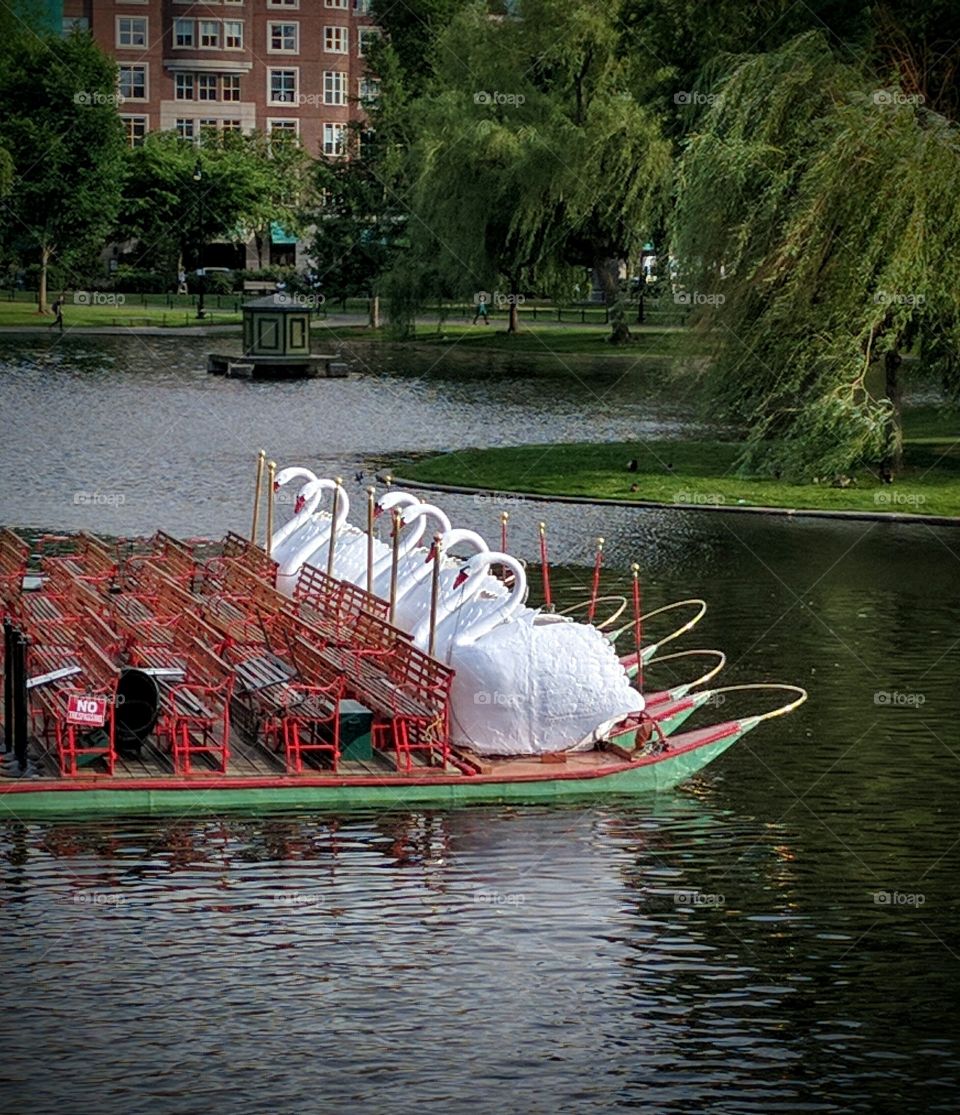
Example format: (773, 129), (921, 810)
(66, 695), (107, 727)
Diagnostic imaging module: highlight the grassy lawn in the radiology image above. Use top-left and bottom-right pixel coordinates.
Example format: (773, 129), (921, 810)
(403, 407), (960, 518)
(316, 321), (699, 357)
(0, 299), (241, 328)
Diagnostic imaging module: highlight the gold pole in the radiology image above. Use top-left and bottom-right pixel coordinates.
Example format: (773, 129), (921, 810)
(250, 449), (266, 545)
(384, 473), (393, 489)
(366, 485), (376, 595)
(326, 476), (342, 578)
(428, 532), (443, 657)
(388, 507), (401, 625)
(265, 460), (276, 557)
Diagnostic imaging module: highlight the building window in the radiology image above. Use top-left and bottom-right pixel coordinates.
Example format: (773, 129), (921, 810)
(358, 28), (380, 57)
(269, 22), (298, 52)
(224, 20), (243, 49)
(175, 73), (195, 100)
(323, 71), (346, 106)
(325, 0), (348, 7)
(267, 0), (298, 7)
(323, 122), (346, 156)
(174, 19), (194, 48)
(117, 17), (147, 49)
(122, 116), (148, 148)
(222, 119), (242, 132)
(358, 76), (380, 103)
(269, 119), (299, 138)
(222, 75), (241, 102)
(353, 0), (372, 11)
(117, 16), (147, 48)
(197, 74), (218, 101)
(269, 68), (297, 104)
(199, 20), (220, 48)
(324, 26), (347, 53)
(118, 64), (147, 101)
(176, 118), (195, 141)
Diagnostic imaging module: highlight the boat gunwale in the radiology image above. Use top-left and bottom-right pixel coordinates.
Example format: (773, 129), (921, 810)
(0, 720), (745, 796)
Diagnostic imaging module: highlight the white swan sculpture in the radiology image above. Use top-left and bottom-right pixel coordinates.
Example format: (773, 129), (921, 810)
(412, 551), (644, 756)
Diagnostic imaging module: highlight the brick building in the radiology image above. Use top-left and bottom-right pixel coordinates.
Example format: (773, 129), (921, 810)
(62, 0), (379, 153)
(57, 0), (380, 265)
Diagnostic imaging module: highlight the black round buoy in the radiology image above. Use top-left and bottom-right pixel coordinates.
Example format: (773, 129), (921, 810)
(115, 668), (160, 753)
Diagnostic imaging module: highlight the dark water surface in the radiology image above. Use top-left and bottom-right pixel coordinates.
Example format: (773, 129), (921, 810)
(1, 336), (959, 1113)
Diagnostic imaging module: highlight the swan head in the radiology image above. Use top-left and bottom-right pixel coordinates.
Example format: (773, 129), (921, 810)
(274, 465), (318, 493)
(375, 491), (421, 519)
(399, 501), (452, 534)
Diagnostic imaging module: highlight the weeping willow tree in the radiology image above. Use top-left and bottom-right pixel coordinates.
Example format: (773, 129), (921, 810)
(673, 32), (960, 478)
(388, 0), (671, 340)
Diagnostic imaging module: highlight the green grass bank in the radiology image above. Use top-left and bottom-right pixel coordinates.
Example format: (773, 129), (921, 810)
(403, 408), (960, 519)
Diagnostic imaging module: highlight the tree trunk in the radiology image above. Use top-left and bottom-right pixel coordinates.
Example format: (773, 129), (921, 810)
(596, 257), (630, 344)
(507, 276), (520, 334)
(38, 244), (51, 314)
(369, 294), (380, 329)
(254, 231), (264, 270)
(884, 350), (904, 474)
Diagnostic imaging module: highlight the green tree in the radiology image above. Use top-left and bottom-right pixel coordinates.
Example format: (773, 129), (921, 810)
(388, 0), (670, 340)
(308, 140), (407, 326)
(0, 30), (125, 311)
(672, 32), (960, 479)
(116, 131), (274, 279)
(240, 131), (315, 270)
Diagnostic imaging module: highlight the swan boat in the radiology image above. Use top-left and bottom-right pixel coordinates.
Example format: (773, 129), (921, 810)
(0, 478), (807, 818)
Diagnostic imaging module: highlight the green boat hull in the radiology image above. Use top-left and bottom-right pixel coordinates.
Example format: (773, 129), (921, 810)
(0, 730), (747, 820)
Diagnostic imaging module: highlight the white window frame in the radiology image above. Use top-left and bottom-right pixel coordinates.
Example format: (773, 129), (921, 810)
(176, 118), (196, 141)
(222, 74), (241, 102)
(223, 20), (243, 49)
(358, 28), (380, 57)
(323, 122), (347, 157)
(197, 74), (219, 102)
(173, 18), (194, 48)
(358, 76), (380, 103)
(120, 115), (148, 147)
(116, 15), (148, 48)
(353, 0), (372, 11)
(325, 0), (348, 7)
(267, 0), (299, 7)
(118, 63), (148, 101)
(175, 72), (195, 100)
(323, 26), (348, 54)
(268, 118), (300, 138)
(199, 20), (220, 48)
(323, 70), (346, 105)
(267, 67), (298, 105)
(268, 21), (299, 53)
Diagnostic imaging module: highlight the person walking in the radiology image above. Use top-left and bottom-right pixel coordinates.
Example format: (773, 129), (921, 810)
(49, 295), (64, 333)
(472, 294), (490, 325)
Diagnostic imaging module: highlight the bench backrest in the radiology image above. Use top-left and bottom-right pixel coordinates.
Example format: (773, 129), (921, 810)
(219, 532), (278, 586)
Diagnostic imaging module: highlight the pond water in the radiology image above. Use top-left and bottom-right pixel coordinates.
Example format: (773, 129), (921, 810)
(0, 335), (958, 1113)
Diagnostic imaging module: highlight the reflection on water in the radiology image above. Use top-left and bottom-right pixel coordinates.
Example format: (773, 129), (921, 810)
(0, 336), (958, 1111)
(2, 797), (958, 1113)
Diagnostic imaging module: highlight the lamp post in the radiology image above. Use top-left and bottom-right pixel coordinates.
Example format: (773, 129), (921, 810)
(193, 159), (205, 320)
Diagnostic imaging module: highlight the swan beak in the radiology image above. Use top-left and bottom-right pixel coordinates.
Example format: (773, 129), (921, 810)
(373, 505), (384, 519)
(273, 480), (281, 493)
(453, 568), (469, 589)
(294, 494), (306, 514)
(425, 542), (437, 563)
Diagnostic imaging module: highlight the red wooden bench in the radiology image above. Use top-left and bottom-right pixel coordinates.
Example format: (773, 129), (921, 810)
(0, 528), (30, 609)
(27, 637), (120, 776)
